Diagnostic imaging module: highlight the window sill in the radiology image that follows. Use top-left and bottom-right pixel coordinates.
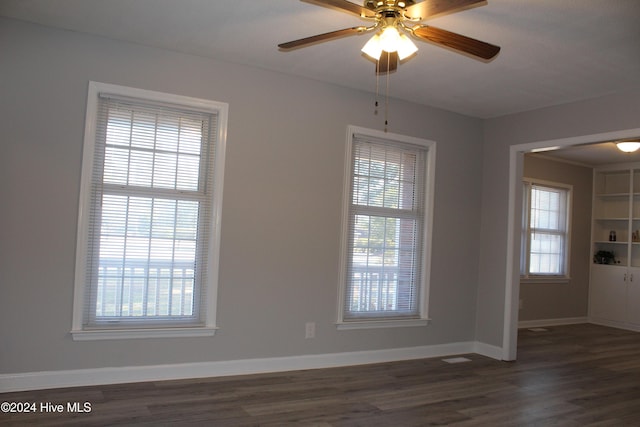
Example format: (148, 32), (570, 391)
(70, 326), (218, 341)
(520, 276), (571, 284)
(336, 318), (430, 330)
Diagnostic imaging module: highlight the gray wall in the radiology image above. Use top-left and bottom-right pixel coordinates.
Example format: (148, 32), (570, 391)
(0, 18), (483, 374)
(477, 91), (640, 347)
(519, 154), (593, 322)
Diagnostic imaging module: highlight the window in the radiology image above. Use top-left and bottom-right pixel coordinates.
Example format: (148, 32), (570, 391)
(338, 126), (435, 328)
(521, 179), (571, 280)
(72, 82), (228, 340)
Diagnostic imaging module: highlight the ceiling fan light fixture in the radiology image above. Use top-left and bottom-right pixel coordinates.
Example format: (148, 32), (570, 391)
(363, 28), (418, 61)
(379, 26), (402, 52)
(361, 33), (383, 59)
(397, 33), (418, 60)
(616, 141), (640, 153)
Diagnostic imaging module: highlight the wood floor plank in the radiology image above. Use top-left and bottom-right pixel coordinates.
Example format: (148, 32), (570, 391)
(1, 323), (640, 426)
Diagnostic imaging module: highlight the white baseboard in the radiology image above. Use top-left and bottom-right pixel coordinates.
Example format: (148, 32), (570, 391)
(518, 317), (588, 329)
(0, 341), (500, 393)
(473, 341), (504, 360)
(588, 317), (640, 333)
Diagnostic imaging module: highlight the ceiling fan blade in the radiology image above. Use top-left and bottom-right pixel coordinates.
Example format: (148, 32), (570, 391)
(301, 0), (376, 18)
(404, 0), (486, 20)
(278, 26), (366, 50)
(376, 51), (399, 74)
(413, 25), (500, 59)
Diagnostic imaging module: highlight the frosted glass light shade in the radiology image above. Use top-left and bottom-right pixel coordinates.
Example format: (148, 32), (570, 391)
(362, 29), (418, 61)
(397, 34), (418, 60)
(617, 142), (640, 153)
(379, 26), (401, 52)
(361, 34), (383, 60)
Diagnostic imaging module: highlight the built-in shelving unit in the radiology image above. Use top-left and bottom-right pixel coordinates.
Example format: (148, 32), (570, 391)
(590, 166), (640, 330)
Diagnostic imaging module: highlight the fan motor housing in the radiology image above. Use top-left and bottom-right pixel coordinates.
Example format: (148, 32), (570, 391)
(364, 0), (416, 11)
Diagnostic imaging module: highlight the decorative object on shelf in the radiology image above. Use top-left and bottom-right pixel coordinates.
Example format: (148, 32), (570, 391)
(633, 230), (640, 242)
(594, 250), (616, 265)
(609, 230), (617, 241)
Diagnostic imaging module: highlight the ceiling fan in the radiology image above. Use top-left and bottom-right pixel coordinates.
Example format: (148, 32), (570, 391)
(278, 0), (500, 73)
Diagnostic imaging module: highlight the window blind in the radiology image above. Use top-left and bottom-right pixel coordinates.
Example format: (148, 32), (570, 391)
(521, 181), (570, 277)
(82, 95), (217, 329)
(528, 184), (568, 275)
(343, 134), (427, 320)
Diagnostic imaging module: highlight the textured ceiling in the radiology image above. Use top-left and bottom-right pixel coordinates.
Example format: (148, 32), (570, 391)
(1, 0), (639, 119)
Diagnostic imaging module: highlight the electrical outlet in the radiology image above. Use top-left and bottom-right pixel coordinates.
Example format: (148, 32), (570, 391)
(305, 322), (316, 339)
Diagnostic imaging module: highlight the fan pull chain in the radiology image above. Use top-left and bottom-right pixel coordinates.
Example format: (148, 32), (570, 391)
(373, 52), (390, 132)
(374, 61), (380, 116)
(385, 51), (390, 132)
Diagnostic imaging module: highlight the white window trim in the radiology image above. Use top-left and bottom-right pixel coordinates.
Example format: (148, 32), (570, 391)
(71, 82), (228, 340)
(336, 125), (436, 329)
(521, 177), (572, 282)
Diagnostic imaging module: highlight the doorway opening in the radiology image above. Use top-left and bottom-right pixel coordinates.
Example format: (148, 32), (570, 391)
(503, 127), (640, 360)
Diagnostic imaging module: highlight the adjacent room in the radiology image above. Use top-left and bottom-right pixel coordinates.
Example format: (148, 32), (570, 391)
(1, 0), (640, 425)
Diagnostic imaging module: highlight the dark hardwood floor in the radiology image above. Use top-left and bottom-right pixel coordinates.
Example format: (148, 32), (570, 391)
(2, 323), (640, 426)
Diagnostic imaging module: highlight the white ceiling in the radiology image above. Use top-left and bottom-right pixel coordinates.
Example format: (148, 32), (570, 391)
(2, 0), (639, 120)
(532, 142), (640, 168)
